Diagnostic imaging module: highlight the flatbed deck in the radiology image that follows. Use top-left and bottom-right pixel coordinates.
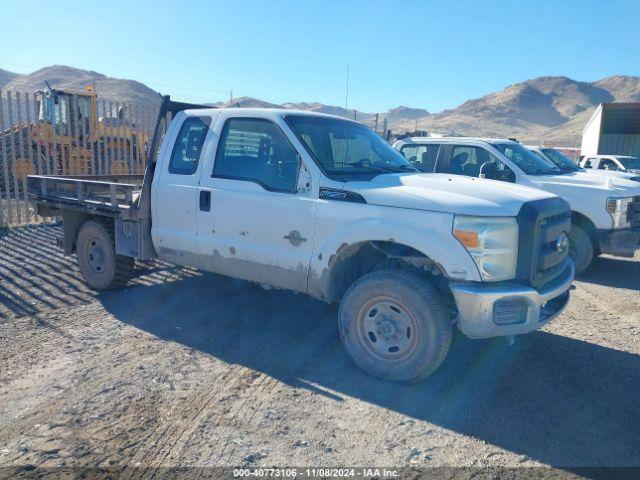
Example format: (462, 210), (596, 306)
(28, 174), (144, 216)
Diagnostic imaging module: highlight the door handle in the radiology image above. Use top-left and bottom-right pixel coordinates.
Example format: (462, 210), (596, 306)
(199, 190), (211, 212)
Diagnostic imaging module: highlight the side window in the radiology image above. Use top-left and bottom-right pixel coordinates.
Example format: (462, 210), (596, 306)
(530, 150), (547, 161)
(583, 158), (594, 168)
(214, 118), (299, 192)
(168, 116), (211, 175)
(400, 144), (440, 172)
(448, 145), (515, 182)
(599, 159), (618, 170)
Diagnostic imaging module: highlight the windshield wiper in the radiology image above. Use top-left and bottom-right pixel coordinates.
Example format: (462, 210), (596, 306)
(531, 168), (561, 175)
(372, 164), (419, 173)
(550, 166), (575, 174)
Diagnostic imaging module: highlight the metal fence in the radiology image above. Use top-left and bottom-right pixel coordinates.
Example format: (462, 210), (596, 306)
(0, 89), (160, 227)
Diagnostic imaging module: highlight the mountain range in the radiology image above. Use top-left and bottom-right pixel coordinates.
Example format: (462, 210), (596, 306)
(1, 65), (639, 145)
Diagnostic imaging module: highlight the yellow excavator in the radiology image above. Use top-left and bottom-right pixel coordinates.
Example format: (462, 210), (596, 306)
(6, 84), (149, 181)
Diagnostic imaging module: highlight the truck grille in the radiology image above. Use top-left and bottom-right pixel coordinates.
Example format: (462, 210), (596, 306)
(532, 211), (572, 286)
(627, 196), (640, 229)
(516, 197), (572, 289)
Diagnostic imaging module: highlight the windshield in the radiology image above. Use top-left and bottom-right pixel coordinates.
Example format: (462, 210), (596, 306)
(618, 157), (640, 169)
(540, 148), (581, 172)
(284, 115), (418, 181)
(491, 142), (560, 175)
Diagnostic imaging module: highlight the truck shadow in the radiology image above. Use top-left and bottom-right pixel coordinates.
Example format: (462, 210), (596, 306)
(100, 272), (640, 468)
(0, 224), (199, 320)
(577, 255), (640, 290)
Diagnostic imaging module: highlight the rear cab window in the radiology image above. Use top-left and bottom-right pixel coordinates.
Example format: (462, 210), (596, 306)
(168, 116), (211, 175)
(399, 144), (440, 172)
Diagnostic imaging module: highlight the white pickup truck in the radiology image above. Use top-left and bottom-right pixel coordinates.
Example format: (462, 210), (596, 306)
(578, 155), (640, 175)
(394, 137), (640, 274)
(29, 97), (574, 383)
(526, 146), (640, 183)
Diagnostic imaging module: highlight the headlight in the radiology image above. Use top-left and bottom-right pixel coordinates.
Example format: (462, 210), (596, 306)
(453, 215), (519, 281)
(606, 197), (633, 229)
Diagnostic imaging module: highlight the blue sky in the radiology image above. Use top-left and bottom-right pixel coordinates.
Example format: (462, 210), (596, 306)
(1, 0), (638, 112)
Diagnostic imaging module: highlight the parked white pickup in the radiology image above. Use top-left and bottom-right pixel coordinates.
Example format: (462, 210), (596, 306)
(578, 154), (640, 175)
(29, 99), (574, 382)
(395, 137), (640, 274)
(526, 146), (640, 183)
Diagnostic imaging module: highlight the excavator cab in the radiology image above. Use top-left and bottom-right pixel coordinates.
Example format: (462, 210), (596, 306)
(35, 89), (94, 139)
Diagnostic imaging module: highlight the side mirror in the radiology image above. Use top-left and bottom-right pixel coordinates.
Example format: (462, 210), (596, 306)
(496, 169), (516, 183)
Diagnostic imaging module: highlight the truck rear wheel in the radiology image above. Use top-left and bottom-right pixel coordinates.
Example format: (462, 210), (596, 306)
(570, 224), (594, 275)
(76, 220), (134, 290)
(338, 269), (452, 383)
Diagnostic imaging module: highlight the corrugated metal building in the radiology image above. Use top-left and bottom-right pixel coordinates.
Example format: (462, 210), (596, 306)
(581, 102), (640, 158)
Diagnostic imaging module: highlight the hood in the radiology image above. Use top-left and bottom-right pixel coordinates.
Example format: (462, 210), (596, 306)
(584, 169), (640, 181)
(345, 173), (556, 217)
(527, 171), (640, 197)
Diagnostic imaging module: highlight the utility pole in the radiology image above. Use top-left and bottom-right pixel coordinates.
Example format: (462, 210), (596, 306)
(344, 64), (350, 119)
(374, 113), (379, 133)
(229, 90), (233, 103)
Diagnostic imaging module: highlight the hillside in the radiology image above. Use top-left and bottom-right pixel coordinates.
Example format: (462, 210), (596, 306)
(0, 68), (19, 89)
(216, 97), (378, 123)
(2, 65), (160, 106)
(1, 65), (638, 144)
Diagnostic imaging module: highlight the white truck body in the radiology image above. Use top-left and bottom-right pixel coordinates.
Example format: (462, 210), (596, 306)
(394, 137), (640, 273)
(526, 146), (640, 182)
(578, 154), (640, 175)
(29, 99), (574, 381)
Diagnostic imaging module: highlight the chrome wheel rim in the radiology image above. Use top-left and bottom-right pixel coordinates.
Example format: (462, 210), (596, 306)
(355, 296), (419, 362)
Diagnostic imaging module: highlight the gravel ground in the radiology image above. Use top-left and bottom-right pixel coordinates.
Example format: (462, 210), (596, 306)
(0, 224), (638, 475)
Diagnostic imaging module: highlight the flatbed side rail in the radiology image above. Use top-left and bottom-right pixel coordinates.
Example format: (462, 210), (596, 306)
(28, 175), (142, 210)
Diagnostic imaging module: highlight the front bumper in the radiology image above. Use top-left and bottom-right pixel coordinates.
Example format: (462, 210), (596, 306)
(598, 228), (640, 257)
(450, 262), (574, 339)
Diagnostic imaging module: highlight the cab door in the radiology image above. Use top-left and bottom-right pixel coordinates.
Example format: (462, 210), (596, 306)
(196, 115), (317, 292)
(152, 112), (216, 266)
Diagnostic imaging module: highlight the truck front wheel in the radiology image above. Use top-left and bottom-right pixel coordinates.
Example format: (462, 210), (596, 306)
(338, 269), (452, 383)
(76, 220), (134, 290)
(569, 224), (594, 275)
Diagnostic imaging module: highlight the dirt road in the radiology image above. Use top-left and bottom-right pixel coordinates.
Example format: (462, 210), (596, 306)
(0, 225), (638, 473)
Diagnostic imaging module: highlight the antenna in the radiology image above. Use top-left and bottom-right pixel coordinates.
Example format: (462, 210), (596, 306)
(344, 64), (350, 119)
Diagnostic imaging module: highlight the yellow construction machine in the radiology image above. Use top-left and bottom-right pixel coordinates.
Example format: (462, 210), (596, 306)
(6, 85), (149, 181)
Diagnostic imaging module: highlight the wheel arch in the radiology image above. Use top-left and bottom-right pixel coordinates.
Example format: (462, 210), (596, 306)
(571, 210), (600, 255)
(61, 210), (114, 255)
(307, 216), (481, 302)
(310, 239), (454, 304)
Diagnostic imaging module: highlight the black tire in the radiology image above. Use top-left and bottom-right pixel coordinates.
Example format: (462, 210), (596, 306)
(338, 269), (452, 383)
(570, 224), (594, 275)
(76, 219), (134, 290)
